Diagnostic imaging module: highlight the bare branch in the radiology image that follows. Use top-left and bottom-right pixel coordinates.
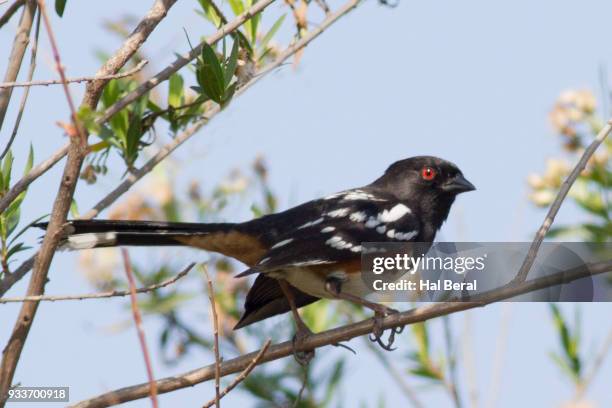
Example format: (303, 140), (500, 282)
(513, 120), (612, 283)
(0, 0), (36, 130)
(121, 249), (158, 408)
(0, 60), (148, 89)
(0, 263), (194, 303)
(201, 340), (272, 408)
(0, 6), (40, 160)
(0, 0), (25, 29)
(69, 260), (612, 408)
(202, 265), (221, 408)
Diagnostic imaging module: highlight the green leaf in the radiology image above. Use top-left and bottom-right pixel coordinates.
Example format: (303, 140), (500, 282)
(260, 14), (286, 52)
(6, 243), (31, 260)
(197, 0), (222, 27)
(228, 0), (245, 16)
(70, 199), (79, 218)
(198, 42), (225, 103)
(224, 40), (240, 87)
(23, 145), (34, 176)
(2, 150), (14, 192)
(55, 0), (67, 17)
(221, 82), (237, 107)
(168, 73), (184, 108)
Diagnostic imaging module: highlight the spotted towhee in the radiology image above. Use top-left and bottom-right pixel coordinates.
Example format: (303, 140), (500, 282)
(37, 156), (474, 359)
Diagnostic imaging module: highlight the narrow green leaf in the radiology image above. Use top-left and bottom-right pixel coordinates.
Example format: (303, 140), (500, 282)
(23, 145), (34, 176)
(260, 14), (286, 52)
(198, 42), (225, 103)
(224, 40), (240, 87)
(55, 0), (67, 17)
(168, 73), (184, 108)
(228, 0), (245, 16)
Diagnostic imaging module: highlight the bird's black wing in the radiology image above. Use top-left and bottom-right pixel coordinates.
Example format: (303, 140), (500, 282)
(240, 195), (422, 274)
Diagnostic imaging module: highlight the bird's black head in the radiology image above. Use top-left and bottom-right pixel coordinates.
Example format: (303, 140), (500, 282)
(371, 156), (475, 233)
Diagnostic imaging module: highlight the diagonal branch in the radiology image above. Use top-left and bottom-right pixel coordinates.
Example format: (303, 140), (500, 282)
(121, 249), (159, 408)
(0, 0), (36, 131)
(70, 260), (612, 408)
(0, 0), (25, 29)
(0, 5), (40, 160)
(513, 120), (612, 283)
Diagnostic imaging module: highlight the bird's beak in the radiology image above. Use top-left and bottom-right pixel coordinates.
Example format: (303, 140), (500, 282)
(442, 173), (476, 194)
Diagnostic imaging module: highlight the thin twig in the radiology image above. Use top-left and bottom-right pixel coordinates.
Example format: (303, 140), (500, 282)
(121, 249), (158, 408)
(513, 120), (612, 283)
(574, 327), (612, 401)
(443, 316), (463, 408)
(0, 60), (148, 89)
(0, 0), (25, 29)
(202, 265), (221, 408)
(365, 338), (424, 408)
(484, 304), (511, 408)
(461, 311), (479, 408)
(69, 260), (612, 408)
(0, 263), (194, 303)
(202, 340), (272, 408)
(38, 0), (85, 143)
(293, 366), (308, 408)
(0, 5), (40, 160)
(0, 0), (36, 131)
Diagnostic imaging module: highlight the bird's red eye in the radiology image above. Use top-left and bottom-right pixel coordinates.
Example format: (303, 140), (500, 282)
(421, 166), (437, 181)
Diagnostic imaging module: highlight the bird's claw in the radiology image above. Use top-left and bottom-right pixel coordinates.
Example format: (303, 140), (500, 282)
(368, 307), (404, 351)
(292, 329), (315, 366)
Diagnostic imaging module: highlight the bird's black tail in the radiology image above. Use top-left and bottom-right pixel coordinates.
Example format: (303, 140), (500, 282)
(35, 219), (267, 266)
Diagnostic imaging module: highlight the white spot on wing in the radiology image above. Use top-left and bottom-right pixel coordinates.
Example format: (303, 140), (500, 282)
(290, 259), (334, 267)
(378, 204), (411, 223)
(376, 225), (387, 234)
(386, 229), (396, 238)
(326, 235), (354, 250)
(326, 208), (350, 218)
(298, 218), (324, 229)
(349, 211), (367, 222)
(394, 230), (418, 241)
(342, 190), (386, 201)
(321, 226), (335, 233)
(271, 238), (293, 249)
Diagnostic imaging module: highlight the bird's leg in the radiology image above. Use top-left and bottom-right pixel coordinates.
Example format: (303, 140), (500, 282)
(324, 278), (404, 351)
(278, 279), (315, 365)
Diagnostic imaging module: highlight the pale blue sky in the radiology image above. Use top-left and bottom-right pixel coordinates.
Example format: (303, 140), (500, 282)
(0, 0), (611, 407)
